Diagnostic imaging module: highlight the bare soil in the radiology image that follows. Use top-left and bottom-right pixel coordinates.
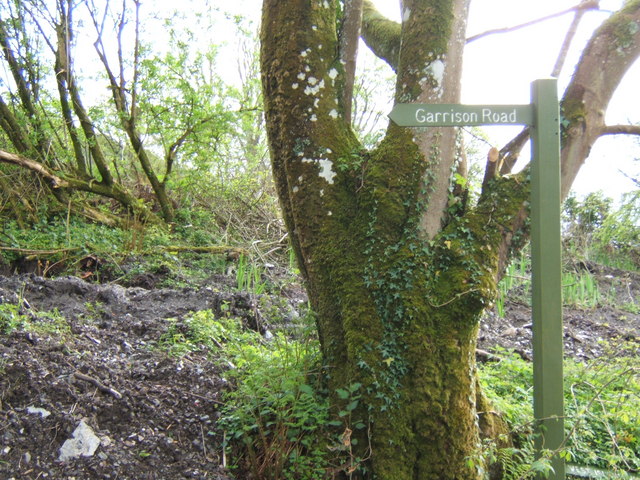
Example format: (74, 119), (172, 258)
(0, 262), (638, 479)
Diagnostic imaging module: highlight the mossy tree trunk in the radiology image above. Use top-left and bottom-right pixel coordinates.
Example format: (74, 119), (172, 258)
(260, 1), (640, 478)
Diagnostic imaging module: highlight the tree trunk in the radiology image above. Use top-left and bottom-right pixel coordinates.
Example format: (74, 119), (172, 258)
(260, 1), (509, 478)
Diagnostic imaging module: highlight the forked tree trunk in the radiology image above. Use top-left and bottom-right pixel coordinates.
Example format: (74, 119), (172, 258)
(260, 1), (640, 478)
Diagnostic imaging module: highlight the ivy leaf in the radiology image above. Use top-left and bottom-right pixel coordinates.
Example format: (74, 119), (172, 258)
(336, 388), (349, 399)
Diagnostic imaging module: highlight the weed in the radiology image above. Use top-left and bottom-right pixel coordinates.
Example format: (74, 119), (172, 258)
(158, 308), (335, 480)
(0, 303), (26, 334)
(0, 302), (70, 337)
(562, 271), (600, 309)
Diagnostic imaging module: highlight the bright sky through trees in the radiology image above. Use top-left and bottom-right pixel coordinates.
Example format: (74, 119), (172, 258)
(151, 0), (639, 200)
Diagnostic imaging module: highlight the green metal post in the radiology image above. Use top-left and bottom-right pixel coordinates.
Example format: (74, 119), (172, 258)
(531, 78), (565, 479)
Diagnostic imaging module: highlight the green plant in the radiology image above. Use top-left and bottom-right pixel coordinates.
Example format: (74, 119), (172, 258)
(159, 308), (336, 480)
(562, 271), (600, 309)
(479, 347), (640, 478)
(236, 255), (267, 294)
(496, 250), (530, 317)
(0, 303), (27, 334)
(157, 310), (258, 357)
(0, 302), (70, 337)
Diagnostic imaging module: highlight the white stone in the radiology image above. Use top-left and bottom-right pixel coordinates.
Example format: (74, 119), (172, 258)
(58, 420), (100, 462)
(27, 406), (51, 418)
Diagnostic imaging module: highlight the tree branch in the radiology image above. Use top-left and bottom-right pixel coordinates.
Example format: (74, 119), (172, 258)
(600, 124), (640, 137)
(552, 0), (595, 77)
(360, 0), (401, 71)
(340, 0), (363, 124)
(0, 149), (67, 188)
(467, 1), (600, 44)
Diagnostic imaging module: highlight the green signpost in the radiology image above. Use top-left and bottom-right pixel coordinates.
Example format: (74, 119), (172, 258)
(390, 78), (565, 480)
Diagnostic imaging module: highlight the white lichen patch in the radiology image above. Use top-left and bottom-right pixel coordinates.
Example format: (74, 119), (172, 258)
(328, 68), (338, 79)
(297, 72), (306, 80)
(300, 48), (311, 58)
(305, 65), (311, 72)
(318, 158), (336, 184)
(300, 157), (336, 185)
(310, 114), (318, 122)
(304, 78), (325, 96)
(326, 148), (332, 154)
(427, 59), (446, 86)
(327, 211), (332, 216)
(322, 0), (329, 8)
(292, 186), (299, 193)
(292, 83), (299, 89)
(329, 109), (338, 119)
(312, 25), (317, 31)
(314, 98), (320, 108)
(308, 77), (318, 86)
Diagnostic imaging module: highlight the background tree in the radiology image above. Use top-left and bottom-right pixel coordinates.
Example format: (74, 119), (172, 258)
(260, 1), (640, 479)
(0, 0), (258, 227)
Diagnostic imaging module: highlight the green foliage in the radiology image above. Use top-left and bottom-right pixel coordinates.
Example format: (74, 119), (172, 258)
(157, 310), (259, 357)
(563, 192), (640, 271)
(562, 271), (600, 309)
(236, 255), (268, 294)
(220, 334), (331, 480)
(479, 348), (640, 478)
(0, 302), (70, 337)
(0, 303), (25, 334)
(496, 250), (530, 317)
(496, 249), (607, 314)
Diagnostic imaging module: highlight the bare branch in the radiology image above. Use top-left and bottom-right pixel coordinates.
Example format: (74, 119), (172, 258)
(552, 1), (596, 76)
(0, 149), (67, 188)
(466, 1), (600, 44)
(600, 124), (640, 137)
(130, 0), (141, 121)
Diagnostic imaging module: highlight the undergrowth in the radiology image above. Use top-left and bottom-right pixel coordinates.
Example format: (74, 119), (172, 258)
(156, 309), (341, 480)
(479, 346), (640, 479)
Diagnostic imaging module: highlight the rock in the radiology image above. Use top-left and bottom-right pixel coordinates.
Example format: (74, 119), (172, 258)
(58, 420), (100, 462)
(502, 327), (519, 337)
(27, 406), (51, 418)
